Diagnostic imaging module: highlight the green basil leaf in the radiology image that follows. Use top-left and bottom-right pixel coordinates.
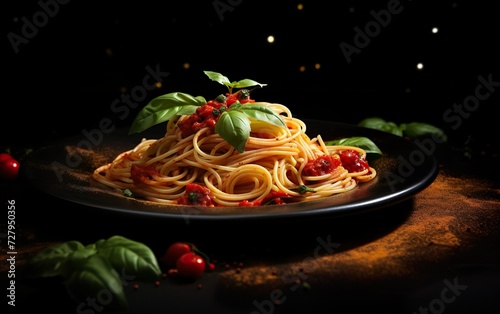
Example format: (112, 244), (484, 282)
(326, 137), (383, 155)
(64, 254), (128, 310)
(95, 235), (161, 281)
(22, 241), (86, 278)
(129, 92), (205, 134)
(357, 117), (388, 129)
(215, 110), (251, 153)
(204, 70), (231, 85)
(238, 103), (286, 127)
(85, 244), (96, 250)
(67, 246), (99, 262)
(358, 117), (403, 137)
(204, 71), (267, 92)
(291, 184), (316, 194)
(371, 121), (403, 137)
(229, 101), (242, 110)
(400, 122), (448, 142)
(232, 79), (267, 89)
(62, 247), (101, 277)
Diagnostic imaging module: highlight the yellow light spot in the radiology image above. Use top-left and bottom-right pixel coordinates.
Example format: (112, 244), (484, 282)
(183, 63), (190, 69)
(314, 63), (321, 70)
(267, 35), (275, 43)
(155, 82), (162, 89)
(299, 66), (306, 72)
(297, 4), (303, 10)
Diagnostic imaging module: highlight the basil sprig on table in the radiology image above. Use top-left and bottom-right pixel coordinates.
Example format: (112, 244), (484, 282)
(129, 71), (285, 153)
(22, 235), (161, 310)
(358, 117), (447, 141)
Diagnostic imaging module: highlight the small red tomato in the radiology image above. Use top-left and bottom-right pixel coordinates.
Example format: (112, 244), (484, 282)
(176, 252), (206, 278)
(0, 153), (13, 163)
(160, 242), (192, 267)
(0, 157), (20, 180)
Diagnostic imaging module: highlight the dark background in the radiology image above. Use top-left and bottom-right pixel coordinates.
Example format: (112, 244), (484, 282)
(2, 2), (500, 313)
(3, 0), (499, 153)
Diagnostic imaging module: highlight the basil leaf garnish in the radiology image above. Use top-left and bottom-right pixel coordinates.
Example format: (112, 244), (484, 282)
(232, 78), (267, 89)
(204, 70), (267, 93)
(238, 103), (286, 128)
(203, 70), (231, 85)
(129, 92), (206, 134)
(326, 137), (382, 155)
(215, 110), (251, 153)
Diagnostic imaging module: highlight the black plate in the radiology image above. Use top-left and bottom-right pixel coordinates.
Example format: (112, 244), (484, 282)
(22, 120), (438, 221)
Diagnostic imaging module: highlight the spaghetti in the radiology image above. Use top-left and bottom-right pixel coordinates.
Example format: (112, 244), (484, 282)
(92, 93), (377, 207)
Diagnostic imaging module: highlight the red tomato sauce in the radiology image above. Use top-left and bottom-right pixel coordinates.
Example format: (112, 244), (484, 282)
(130, 164), (160, 184)
(302, 155), (341, 176)
(339, 150), (370, 173)
(177, 183), (216, 207)
(176, 91), (254, 138)
(177, 103), (219, 137)
(238, 191), (290, 207)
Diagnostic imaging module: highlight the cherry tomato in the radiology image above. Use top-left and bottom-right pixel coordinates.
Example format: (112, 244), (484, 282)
(160, 242), (193, 267)
(0, 155), (20, 180)
(0, 153), (13, 163)
(176, 252), (206, 278)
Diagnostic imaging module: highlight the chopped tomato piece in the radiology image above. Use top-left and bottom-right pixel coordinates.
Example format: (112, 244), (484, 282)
(177, 183), (216, 207)
(130, 164), (160, 184)
(339, 150), (370, 173)
(238, 191), (290, 207)
(302, 155), (341, 176)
